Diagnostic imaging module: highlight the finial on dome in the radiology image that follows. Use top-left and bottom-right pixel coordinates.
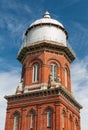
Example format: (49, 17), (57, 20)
(43, 11), (51, 18)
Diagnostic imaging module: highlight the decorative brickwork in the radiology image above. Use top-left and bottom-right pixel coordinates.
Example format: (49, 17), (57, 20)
(4, 12), (82, 130)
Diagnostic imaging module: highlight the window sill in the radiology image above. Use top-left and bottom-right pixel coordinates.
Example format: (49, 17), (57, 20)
(47, 126), (51, 128)
(32, 81), (39, 84)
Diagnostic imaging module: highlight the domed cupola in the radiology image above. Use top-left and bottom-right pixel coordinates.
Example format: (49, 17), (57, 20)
(17, 12), (75, 63)
(25, 11), (68, 46)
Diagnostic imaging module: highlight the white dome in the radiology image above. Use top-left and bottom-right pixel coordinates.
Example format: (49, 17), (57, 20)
(24, 12), (68, 46)
(30, 12), (64, 28)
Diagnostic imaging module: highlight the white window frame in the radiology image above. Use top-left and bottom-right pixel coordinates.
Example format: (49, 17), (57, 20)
(65, 68), (68, 88)
(30, 114), (34, 129)
(47, 111), (52, 127)
(62, 111), (65, 129)
(69, 115), (72, 130)
(50, 63), (57, 81)
(13, 115), (19, 130)
(32, 64), (38, 83)
(75, 120), (78, 130)
(62, 114), (64, 129)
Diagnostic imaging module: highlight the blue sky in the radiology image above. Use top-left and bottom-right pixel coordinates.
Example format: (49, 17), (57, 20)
(0, 0), (88, 130)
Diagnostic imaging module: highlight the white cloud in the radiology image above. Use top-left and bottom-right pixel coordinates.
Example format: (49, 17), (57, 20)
(61, 0), (80, 9)
(0, 2), (32, 33)
(68, 21), (88, 58)
(0, 2), (35, 50)
(68, 0), (80, 6)
(24, 5), (32, 14)
(0, 69), (20, 130)
(71, 56), (88, 130)
(70, 22), (88, 44)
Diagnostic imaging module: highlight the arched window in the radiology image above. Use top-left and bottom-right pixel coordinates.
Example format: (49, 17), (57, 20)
(62, 113), (64, 129)
(30, 113), (34, 129)
(65, 68), (68, 88)
(75, 119), (78, 130)
(13, 113), (20, 130)
(47, 111), (52, 127)
(42, 106), (55, 128)
(11, 111), (21, 130)
(13, 115), (19, 130)
(27, 108), (37, 129)
(32, 64), (38, 82)
(50, 63), (57, 81)
(69, 114), (72, 130)
(62, 110), (66, 130)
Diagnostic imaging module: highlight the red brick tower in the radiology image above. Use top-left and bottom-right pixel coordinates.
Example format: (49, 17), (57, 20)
(5, 12), (82, 130)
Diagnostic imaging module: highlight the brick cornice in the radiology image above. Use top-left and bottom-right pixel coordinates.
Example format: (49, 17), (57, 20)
(5, 86), (82, 110)
(17, 40), (75, 63)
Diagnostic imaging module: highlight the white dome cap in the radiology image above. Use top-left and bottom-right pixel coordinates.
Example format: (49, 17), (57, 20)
(24, 12), (68, 46)
(30, 11), (64, 28)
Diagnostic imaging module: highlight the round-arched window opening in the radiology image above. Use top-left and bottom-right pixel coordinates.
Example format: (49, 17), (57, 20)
(50, 63), (57, 81)
(32, 63), (39, 83)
